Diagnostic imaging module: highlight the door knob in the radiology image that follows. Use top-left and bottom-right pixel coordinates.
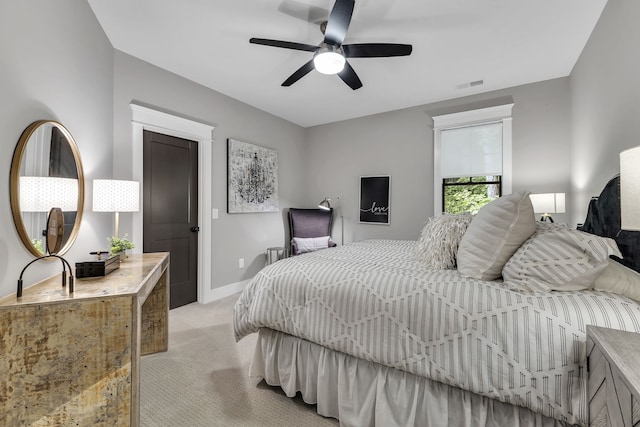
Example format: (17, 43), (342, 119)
(191, 226), (200, 232)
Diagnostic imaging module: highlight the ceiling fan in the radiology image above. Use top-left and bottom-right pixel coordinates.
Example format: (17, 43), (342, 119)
(249, 0), (412, 90)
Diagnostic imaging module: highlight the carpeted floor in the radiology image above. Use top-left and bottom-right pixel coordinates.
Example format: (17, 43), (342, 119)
(140, 293), (339, 426)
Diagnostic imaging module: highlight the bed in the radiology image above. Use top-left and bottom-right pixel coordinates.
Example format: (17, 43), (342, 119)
(234, 178), (640, 427)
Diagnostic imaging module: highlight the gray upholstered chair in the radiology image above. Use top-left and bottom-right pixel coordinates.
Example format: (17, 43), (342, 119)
(288, 208), (336, 255)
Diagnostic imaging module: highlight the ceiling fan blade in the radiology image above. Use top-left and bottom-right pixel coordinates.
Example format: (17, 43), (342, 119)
(337, 61), (363, 90)
(282, 60), (316, 87)
(324, 0), (355, 46)
(250, 38), (318, 52)
(343, 43), (413, 58)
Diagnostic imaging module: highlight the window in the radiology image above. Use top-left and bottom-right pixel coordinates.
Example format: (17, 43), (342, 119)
(433, 104), (514, 215)
(443, 175), (501, 214)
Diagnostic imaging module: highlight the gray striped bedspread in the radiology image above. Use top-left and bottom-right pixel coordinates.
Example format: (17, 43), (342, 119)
(233, 240), (640, 426)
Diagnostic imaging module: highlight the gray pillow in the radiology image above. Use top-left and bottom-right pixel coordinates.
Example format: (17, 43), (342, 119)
(457, 191), (536, 280)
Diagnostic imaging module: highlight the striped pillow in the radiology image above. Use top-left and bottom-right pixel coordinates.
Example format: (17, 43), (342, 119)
(456, 191), (537, 280)
(502, 225), (622, 291)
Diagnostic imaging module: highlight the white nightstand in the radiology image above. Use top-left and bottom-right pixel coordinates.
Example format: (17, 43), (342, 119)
(587, 325), (640, 426)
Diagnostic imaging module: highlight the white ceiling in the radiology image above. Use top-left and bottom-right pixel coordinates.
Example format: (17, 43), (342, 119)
(87, 0), (607, 128)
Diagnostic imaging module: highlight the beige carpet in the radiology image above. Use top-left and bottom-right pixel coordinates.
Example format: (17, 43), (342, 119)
(140, 293), (339, 426)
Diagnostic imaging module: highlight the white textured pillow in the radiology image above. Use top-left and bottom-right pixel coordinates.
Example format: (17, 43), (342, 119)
(502, 227), (622, 291)
(594, 259), (640, 301)
(293, 236), (330, 254)
(416, 213), (473, 269)
(456, 191), (537, 280)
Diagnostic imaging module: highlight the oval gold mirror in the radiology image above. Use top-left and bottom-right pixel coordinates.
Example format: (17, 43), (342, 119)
(10, 121), (85, 257)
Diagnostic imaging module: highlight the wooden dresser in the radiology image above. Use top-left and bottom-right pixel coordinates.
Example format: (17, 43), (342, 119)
(587, 325), (640, 427)
(0, 253), (169, 426)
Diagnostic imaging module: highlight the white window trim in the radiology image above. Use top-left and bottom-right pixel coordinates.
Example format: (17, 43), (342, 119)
(433, 103), (514, 215)
(130, 103), (215, 304)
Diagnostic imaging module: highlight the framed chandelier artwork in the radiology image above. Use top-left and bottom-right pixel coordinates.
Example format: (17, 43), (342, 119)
(227, 138), (279, 213)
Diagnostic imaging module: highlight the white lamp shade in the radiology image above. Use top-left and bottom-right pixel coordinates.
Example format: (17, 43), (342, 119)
(530, 193), (565, 214)
(621, 146), (640, 230)
(93, 179), (140, 212)
(19, 176), (78, 212)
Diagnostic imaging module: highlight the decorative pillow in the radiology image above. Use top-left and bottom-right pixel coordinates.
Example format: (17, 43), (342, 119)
(456, 191), (537, 280)
(502, 226), (623, 291)
(292, 236), (331, 254)
(594, 259), (640, 301)
(416, 213), (473, 269)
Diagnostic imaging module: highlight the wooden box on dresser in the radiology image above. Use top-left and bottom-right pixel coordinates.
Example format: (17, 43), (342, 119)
(0, 253), (169, 427)
(587, 325), (640, 427)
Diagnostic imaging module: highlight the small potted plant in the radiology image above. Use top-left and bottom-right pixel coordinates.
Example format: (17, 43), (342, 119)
(31, 238), (44, 255)
(108, 233), (135, 259)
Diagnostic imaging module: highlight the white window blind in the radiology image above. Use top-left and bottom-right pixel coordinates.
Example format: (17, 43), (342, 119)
(440, 122), (503, 178)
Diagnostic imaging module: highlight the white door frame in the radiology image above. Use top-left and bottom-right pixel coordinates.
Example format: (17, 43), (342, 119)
(130, 103), (214, 304)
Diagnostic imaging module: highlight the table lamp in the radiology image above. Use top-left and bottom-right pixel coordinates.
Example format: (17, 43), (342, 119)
(621, 146), (640, 231)
(93, 179), (140, 238)
(530, 193), (565, 223)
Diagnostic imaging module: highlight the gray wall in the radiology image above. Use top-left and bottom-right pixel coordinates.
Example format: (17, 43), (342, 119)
(112, 51), (308, 288)
(305, 77), (572, 243)
(570, 0), (640, 225)
(0, 0), (114, 297)
(0, 1), (307, 298)
(2, 0), (635, 299)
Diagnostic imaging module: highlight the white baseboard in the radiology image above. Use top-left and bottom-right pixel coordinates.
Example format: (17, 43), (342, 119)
(201, 279), (251, 304)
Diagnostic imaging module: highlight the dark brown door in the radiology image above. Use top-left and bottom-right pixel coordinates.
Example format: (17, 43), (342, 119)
(143, 130), (198, 309)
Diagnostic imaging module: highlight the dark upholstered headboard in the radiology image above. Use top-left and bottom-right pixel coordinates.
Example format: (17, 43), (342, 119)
(578, 175), (640, 273)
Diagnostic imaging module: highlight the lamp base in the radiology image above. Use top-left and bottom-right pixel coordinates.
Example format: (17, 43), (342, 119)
(540, 214), (555, 223)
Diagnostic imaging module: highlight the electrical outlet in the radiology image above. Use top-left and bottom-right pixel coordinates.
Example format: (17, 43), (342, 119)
(238, 258), (244, 268)
(212, 208), (219, 219)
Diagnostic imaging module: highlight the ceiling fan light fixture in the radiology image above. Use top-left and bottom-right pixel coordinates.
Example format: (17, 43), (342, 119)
(313, 44), (345, 74)
(250, 0), (411, 89)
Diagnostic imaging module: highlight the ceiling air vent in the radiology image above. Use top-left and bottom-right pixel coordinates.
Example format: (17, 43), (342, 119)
(456, 80), (484, 90)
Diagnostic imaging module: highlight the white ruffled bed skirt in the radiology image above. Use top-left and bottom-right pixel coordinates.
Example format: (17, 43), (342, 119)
(250, 328), (575, 427)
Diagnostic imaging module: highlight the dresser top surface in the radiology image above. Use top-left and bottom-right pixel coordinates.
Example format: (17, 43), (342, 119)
(588, 325), (640, 397)
(0, 253), (169, 308)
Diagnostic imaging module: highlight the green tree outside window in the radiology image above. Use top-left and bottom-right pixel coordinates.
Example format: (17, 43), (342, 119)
(443, 176), (501, 214)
